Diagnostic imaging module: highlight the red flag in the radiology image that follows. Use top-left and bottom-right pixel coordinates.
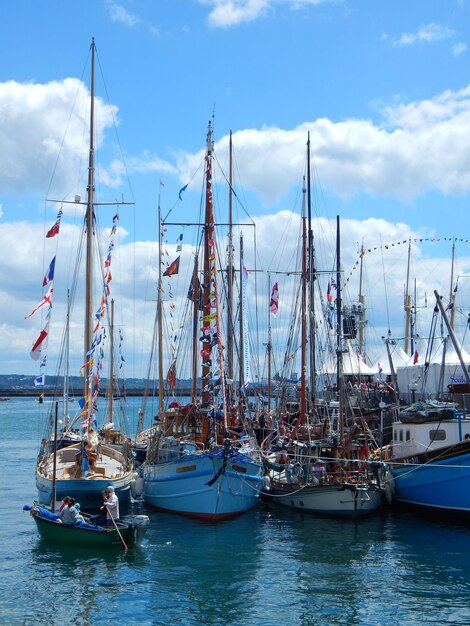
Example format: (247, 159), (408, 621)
(163, 256), (180, 277)
(46, 209), (63, 238)
(30, 329), (49, 361)
(413, 350), (419, 365)
(270, 282), (279, 315)
(24, 286), (53, 319)
(166, 361), (177, 389)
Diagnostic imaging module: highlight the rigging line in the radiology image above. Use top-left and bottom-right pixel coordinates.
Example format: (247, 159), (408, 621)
(379, 234), (391, 333)
(94, 47), (136, 206)
(212, 151), (255, 226)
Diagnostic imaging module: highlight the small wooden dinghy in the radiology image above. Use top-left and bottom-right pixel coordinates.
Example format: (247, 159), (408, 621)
(24, 505), (149, 549)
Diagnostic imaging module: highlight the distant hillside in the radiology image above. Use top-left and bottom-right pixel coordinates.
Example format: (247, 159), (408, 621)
(0, 374), (195, 396)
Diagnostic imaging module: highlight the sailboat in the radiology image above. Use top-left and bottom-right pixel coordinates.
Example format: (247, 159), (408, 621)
(28, 403), (149, 549)
(34, 40), (135, 509)
(385, 290), (470, 517)
(140, 121), (264, 520)
(263, 145), (384, 517)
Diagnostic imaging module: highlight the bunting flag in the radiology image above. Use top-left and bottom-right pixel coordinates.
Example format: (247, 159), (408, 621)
(269, 282), (279, 315)
(34, 374), (45, 386)
(30, 311), (50, 361)
(24, 286), (53, 319)
(30, 329), (49, 361)
(46, 208), (63, 238)
(42, 256), (56, 287)
(327, 282), (333, 302)
(163, 256), (180, 277)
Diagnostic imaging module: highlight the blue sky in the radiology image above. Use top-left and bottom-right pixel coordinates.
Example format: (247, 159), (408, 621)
(1, 0), (470, 379)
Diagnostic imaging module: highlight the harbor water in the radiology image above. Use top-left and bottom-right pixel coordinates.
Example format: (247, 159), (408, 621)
(2, 397), (470, 625)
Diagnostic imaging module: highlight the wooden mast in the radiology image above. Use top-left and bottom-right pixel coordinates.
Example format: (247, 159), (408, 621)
(226, 130), (234, 408)
(358, 243), (365, 354)
(404, 239), (412, 355)
(449, 238), (456, 330)
(300, 214), (307, 426)
(336, 216), (344, 447)
(84, 38), (96, 403)
(157, 188), (164, 418)
(201, 121), (214, 408)
(306, 132), (316, 407)
(239, 233), (245, 394)
(191, 253), (200, 405)
(267, 274), (272, 417)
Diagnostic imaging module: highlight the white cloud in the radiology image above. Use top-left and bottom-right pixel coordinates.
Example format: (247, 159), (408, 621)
(201, 0), (323, 27)
(2, 208), (466, 377)
(105, 0), (141, 27)
(172, 84), (470, 203)
(0, 79), (117, 198)
(452, 42), (467, 56)
(396, 23), (455, 47)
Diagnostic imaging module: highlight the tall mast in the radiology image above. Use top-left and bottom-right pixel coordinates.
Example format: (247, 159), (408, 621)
(336, 216), (344, 446)
(404, 239), (412, 355)
(449, 238), (456, 330)
(201, 122), (214, 406)
(157, 189), (164, 416)
(84, 38), (96, 396)
(300, 215), (307, 426)
(358, 243), (365, 354)
(226, 129), (234, 406)
(239, 233), (245, 393)
(191, 253), (200, 404)
(267, 274), (272, 415)
(307, 132), (316, 406)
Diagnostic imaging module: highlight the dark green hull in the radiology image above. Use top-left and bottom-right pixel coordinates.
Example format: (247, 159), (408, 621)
(31, 510), (134, 548)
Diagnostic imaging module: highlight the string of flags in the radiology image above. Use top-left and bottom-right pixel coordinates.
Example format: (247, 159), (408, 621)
(345, 236), (470, 285)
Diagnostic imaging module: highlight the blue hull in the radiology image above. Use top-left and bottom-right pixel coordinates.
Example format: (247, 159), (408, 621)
(390, 450), (470, 512)
(36, 477), (132, 510)
(142, 450), (263, 519)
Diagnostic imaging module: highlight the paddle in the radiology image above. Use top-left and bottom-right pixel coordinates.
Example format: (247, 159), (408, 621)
(105, 504), (129, 552)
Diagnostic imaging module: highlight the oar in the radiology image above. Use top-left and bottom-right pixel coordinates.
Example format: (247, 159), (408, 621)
(105, 504), (129, 552)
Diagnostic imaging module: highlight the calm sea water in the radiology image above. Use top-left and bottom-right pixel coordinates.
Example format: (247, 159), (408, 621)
(2, 397), (470, 625)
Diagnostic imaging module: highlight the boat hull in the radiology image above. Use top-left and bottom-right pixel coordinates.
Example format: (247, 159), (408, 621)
(142, 450), (263, 520)
(388, 445), (470, 513)
(266, 481), (384, 517)
(29, 509), (137, 547)
(36, 443), (134, 509)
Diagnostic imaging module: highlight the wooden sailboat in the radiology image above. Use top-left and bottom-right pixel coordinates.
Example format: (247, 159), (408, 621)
(29, 402), (149, 548)
(140, 121), (264, 519)
(34, 39), (135, 509)
(264, 149), (384, 516)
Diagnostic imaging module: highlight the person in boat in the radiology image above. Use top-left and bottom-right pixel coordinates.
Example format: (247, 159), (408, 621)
(92, 485), (120, 526)
(59, 497), (84, 525)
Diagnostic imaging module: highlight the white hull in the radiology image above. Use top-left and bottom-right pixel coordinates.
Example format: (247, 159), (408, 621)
(36, 443), (134, 509)
(267, 480), (383, 516)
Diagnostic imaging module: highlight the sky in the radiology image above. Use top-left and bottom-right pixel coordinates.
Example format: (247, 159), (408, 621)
(1, 0), (470, 383)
